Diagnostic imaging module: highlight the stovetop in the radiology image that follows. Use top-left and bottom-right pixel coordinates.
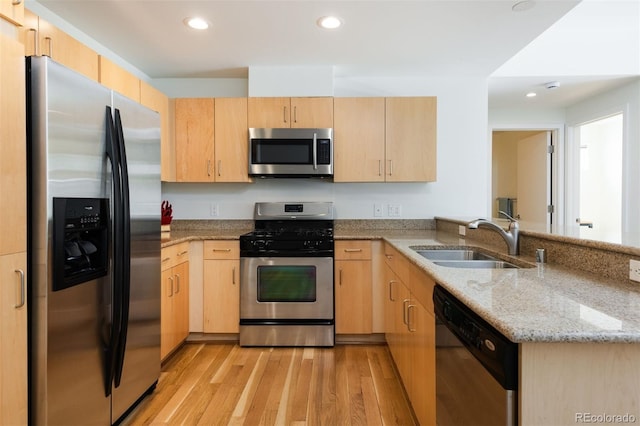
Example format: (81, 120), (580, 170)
(240, 220), (334, 257)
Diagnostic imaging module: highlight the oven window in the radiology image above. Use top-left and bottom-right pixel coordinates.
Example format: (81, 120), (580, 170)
(257, 265), (317, 302)
(252, 139), (312, 164)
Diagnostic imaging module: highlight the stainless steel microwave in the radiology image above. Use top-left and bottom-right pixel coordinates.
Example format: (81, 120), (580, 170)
(248, 128), (333, 178)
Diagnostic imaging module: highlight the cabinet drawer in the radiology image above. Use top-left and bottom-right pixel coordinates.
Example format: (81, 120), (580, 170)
(383, 243), (409, 284)
(203, 240), (239, 260)
(161, 242), (190, 270)
(335, 240), (372, 260)
(409, 263), (435, 313)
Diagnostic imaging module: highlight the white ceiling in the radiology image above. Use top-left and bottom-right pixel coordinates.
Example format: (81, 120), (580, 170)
(28, 0), (640, 108)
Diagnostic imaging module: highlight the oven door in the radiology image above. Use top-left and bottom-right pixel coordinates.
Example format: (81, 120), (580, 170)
(240, 256), (334, 320)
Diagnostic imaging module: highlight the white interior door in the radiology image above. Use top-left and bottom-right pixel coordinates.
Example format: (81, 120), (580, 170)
(516, 131), (551, 226)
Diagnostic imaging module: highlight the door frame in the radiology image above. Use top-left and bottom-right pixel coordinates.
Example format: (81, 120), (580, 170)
(488, 123), (565, 233)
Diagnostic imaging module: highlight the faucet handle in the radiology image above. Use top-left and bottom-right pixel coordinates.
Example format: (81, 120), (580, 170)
(499, 210), (518, 222)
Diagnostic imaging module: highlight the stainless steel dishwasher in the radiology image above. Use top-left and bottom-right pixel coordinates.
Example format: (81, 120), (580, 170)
(433, 285), (518, 426)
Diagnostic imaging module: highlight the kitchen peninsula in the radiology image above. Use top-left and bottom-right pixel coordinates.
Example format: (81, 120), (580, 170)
(162, 218), (640, 426)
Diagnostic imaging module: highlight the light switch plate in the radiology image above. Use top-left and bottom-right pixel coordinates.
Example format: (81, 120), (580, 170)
(458, 225), (466, 236)
(630, 259), (640, 282)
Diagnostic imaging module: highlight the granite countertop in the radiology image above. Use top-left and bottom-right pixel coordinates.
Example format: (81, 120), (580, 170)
(162, 227), (640, 344)
(384, 234), (640, 344)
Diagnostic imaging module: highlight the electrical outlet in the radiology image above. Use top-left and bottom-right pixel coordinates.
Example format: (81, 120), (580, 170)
(374, 203), (384, 217)
(210, 203), (219, 217)
(630, 259), (640, 282)
(458, 225), (466, 236)
(388, 204), (402, 217)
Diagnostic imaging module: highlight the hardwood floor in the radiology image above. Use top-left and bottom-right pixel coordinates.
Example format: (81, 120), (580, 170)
(122, 343), (417, 426)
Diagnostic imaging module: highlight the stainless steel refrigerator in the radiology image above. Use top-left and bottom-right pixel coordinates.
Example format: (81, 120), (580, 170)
(27, 56), (161, 425)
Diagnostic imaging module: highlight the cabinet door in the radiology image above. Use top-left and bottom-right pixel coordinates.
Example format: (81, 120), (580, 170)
(335, 259), (372, 334)
(37, 17), (99, 81)
(0, 0), (24, 26)
(0, 252), (27, 426)
(173, 261), (190, 345)
(99, 55), (140, 102)
(408, 298), (436, 426)
(385, 97), (437, 182)
(203, 259), (239, 333)
(248, 97), (290, 128)
(175, 98), (215, 182)
(333, 97), (385, 182)
(290, 97), (333, 128)
(0, 30), (26, 256)
(160, 267), (174, 360)
(214, 98), (251, 182)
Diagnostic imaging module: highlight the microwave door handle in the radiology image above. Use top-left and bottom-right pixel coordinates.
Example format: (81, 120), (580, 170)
(313, 132), (318, 170)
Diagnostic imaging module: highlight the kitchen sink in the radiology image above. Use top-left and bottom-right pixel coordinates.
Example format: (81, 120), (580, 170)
(431, 260), (520, 269)
(412, 247), (526, 269)
(415, 249), (496, 261)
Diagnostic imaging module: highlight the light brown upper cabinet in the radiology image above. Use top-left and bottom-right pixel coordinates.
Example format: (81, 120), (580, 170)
(385, 97), (437, 182)
(334, 96), (437, 182)
(21, 10), (99, 82)
(140, 81), (174, 181)
(174, 98), (251, 183)
(99, 56), (140, 102)
(175, 98), (215, 182)
(334, 97), (386, 182)
(0, 0), (24, 26)
(214, 98), (251, 182)
(248, 97), (333, 128)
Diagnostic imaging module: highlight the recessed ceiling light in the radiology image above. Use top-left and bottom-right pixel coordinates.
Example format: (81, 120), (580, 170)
(184, 17), (209, 30)
(526, 92), (537, 98)
(512, 1), (536, 12)
(317, 16), (342, 30)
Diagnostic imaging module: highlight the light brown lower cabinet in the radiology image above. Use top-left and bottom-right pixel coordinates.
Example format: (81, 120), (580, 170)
(383, 245), (436, 426)
(203, 240), (240, 333)
(335, 240), (372, 334)
(160, 243), (190, 360)
(0, 252), (27, 426)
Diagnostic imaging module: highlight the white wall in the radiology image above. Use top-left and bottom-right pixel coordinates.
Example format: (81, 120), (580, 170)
(162, 75), (490, 220)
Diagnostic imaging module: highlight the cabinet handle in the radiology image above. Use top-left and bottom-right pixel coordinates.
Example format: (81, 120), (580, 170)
(378, 160), (382, 177)
(207, 160), (211, 177)
(283, 106), (287, 123)
(168, 276), (174, 297)
(402, 299), (410, 325)
(212, 248), (231, 252)
(339, 268), (343, 286)
(217, 160), (221, 177)
(177, 250), (188, 256)
(175, 274), (180, 294)
(44, 36), (53, 57)
(162, 257), (171, 263)
(14, 269), (25, 308)
(388, 160), (393, 176)
(343, 248), (362, 253)
(12, 0), (23, 5)
(293, 106), (297, 123)
(407, 304), (416, 332)
(388, 280), (396, 301)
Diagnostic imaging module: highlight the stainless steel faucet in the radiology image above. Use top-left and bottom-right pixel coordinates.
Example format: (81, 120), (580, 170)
(467, 211), (520, 255)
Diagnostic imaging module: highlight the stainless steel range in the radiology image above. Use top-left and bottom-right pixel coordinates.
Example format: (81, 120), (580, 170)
(239, 202), (335, 347)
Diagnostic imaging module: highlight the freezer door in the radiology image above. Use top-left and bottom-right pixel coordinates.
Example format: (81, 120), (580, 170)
(110, 93), (161, 422)
(28, 56), (112, 425)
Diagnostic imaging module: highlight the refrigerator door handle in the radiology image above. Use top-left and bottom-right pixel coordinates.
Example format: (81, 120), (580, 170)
(113, 108), (131, 388)
(104, 106), (124, 397)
